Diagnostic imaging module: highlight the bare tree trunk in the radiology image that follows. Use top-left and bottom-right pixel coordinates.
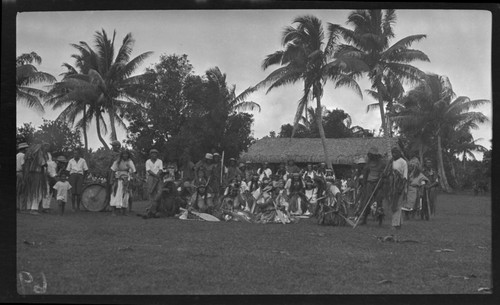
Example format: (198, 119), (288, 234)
(436, 134), (452, 192)
(316, 96), (332, 169)
(95, 114), (110, 150)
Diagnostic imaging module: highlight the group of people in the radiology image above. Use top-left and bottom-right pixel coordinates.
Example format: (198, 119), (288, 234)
(142, 151), (346, 224)
(350, 147), (440, 229)
(17, 139), (440, 229)
(16, 142), (89, 215)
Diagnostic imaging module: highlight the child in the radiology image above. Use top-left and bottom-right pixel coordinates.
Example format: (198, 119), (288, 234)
(53, 172), (72, 215)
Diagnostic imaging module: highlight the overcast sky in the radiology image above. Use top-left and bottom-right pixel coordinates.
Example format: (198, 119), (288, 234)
(16, 9), (492, 158)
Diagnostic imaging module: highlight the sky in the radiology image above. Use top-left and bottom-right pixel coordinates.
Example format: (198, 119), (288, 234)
(16, 9), (493, 159)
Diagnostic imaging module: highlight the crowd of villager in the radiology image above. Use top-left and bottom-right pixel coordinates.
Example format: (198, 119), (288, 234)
(16, 139), (440, 230)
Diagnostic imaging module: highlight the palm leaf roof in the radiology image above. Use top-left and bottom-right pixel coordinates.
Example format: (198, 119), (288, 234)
(239, 137), (399, 164)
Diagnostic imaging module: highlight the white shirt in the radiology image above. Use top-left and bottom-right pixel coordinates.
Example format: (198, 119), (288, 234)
(16, 152), (25, 172)
(66, 158), (89, 175)
(53, 181), (72, 202)
(145, 159), (163, 177)
(393, 158), (408, 179)
(258, 168), (272, 181)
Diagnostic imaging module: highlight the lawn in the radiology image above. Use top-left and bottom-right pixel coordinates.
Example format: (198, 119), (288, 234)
(16, 193), (491, 295)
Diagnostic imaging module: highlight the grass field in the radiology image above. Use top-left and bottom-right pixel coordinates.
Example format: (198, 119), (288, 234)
(16, 193), (491, 295)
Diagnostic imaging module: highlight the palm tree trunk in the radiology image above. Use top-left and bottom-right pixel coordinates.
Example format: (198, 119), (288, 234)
(95, 114), (110, 150)
(378, 97), (388, 137)
(419, 142), (424, 165)
(82, 105), (88, 151)
(436, 133), (452, 192)
(316, 96), (332, 169)
(108, 108), (117, 142)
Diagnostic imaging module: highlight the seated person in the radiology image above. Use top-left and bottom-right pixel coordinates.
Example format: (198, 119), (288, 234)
(189, 184), (214, 213)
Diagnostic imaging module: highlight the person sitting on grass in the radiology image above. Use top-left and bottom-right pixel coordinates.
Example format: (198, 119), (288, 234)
(143, 180), (183, 219)
(189, 184), (214, 214)
(53, 171), (72, 216)
(285, 173), (308, 215)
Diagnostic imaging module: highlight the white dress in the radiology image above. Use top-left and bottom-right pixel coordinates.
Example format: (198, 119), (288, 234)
(110, 159), (136, 208)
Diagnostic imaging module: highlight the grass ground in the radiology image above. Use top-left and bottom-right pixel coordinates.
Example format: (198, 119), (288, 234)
(16, 193), (491, 295)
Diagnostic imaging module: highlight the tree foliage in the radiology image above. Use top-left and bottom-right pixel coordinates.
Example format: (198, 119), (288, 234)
(125, 54), (257, 164)
(16, 119), (83, 156)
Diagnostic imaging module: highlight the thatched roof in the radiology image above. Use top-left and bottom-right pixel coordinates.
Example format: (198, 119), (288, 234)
(239, 137), (399, 164)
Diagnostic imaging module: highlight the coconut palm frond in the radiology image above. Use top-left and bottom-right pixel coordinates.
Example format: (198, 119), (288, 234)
(291, 91), (310, 138)
(16, 90), (45, 114)
(366, 102), (381, 113)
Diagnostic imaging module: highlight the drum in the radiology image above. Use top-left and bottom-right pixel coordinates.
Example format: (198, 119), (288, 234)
(81, 183), (108, 212)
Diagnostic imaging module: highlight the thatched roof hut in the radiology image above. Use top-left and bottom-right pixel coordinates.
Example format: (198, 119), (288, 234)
(239, 137), (399, 165)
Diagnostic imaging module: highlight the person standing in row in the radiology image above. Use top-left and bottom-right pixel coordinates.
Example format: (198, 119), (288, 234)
(16, 142), (29, 212)
(145, 149), (163, 200)
(66, 150), (89, 212)
(356, 147), (386, 225)
(179, 151), (195, 183)
(389, 147), (408, 230)
(41, 144), (57, 213)
(53, 171), (72, 216)
(110, 150), (136, 216)
(22, 143), (49, 215)
(422, 158), (439, 215)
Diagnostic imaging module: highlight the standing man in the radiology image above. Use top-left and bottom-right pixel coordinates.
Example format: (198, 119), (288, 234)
(179, 152), (195, 184)
(356, 147), (386, 225)
(194, 153), (214, 183)
(16, 142), (29, 212)
(145, 149), (163, 200)
(422, 158), (439, 215)
(66, 149), (89, 212)
(389, 147), (408, 230)
(227, 158), (243, 183)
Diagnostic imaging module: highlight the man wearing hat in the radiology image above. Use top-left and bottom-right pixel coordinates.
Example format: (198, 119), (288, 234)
(145, 149), (164, 200)
(356, 147), (386, 225)
(194, 153), (214, 186)
(16, 142), (29, 212)
(227, 157), (243, 183)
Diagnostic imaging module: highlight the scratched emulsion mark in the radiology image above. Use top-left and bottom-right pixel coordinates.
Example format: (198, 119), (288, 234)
(18, 271), (47, 295)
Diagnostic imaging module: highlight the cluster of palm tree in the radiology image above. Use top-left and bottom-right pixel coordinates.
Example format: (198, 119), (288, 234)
(237, 10), (430, 168)
(237, 9), (488, 192)
(45, 29), (153, 150)
(391, 73), (489, 192)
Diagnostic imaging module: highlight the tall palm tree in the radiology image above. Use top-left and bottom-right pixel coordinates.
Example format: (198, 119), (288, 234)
(392, 73), (489, 192)
(47, 29), (153, 146)
(16, 52), (56, 114)
(329, 9), (430, 136)
(237, 15), (367, 168)
(46, 71), (110, 150)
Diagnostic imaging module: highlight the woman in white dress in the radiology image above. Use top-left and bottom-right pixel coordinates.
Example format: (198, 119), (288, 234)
(110, 150), (136, 216)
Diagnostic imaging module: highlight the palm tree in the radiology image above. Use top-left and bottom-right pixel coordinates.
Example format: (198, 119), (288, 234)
(16, 52), (56, 114)
(237, 15), (367, 168)
(329, 9), (430, 136)
(392, 73), (490, 192)
(47, 29), (153, 146)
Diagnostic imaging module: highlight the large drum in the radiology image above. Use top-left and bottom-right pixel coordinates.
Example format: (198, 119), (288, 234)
(81, 183), (108, 212)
